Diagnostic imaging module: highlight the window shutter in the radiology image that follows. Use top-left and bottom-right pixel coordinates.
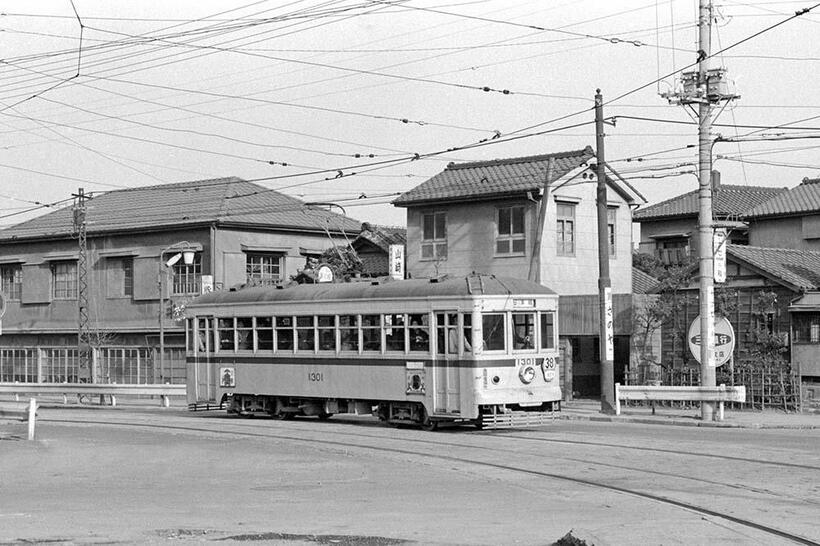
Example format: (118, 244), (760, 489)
(223, 252), (246, 288)
(20, 264), (51, 304)
(132, 257), (159, 301)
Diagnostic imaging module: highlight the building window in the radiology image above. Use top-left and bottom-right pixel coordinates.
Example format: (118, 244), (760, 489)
(556, 202), (575, 256)
(607, 207), (617, 256)
(656, 238), (689, 266)
(172, 255), (201, 295)
(421, 212), (447, 260)
(0, 264), (22, 300)
(497, 206), (526, 255)
(794, 313), (820, 344)
(52, 261), (78, 299)
(246, 253), (283, 285)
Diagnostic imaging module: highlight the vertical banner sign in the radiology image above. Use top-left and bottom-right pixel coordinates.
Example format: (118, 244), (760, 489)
(604, 286), (614, 361)
(713, 228), (727, 283)
(389, 244), (405, 280)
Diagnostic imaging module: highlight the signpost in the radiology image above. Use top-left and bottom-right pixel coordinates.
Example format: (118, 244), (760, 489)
(688, 314), (735, 367)
(713, 228), (727, 283)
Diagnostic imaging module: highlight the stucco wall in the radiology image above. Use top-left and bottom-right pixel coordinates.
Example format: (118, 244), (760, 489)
(405, 185), (632, 295)
(749, 216), (820, 251)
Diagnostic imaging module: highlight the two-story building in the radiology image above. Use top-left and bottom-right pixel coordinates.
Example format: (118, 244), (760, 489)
(633, 174), (786, 265)
(393, 146), (644, 396)
(0, 177), (360, 384)
(743, 177), (820, 251)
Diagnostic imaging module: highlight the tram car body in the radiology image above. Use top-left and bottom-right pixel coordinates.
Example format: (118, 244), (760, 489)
(185, 274), (561, 429)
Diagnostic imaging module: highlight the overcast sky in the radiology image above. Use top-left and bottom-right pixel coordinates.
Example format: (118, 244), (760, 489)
(1, 0), (818, 229)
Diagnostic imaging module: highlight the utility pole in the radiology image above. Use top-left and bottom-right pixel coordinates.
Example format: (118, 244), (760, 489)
(72, 188), (92, 383)
(696, 0), (716, 421)
(595, 89), (615, 414)
(661, 0), (738, 420)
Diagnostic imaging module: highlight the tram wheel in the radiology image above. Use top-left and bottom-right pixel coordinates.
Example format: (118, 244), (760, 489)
(421, 418), (438, 432)
(317, 412), (333, 421)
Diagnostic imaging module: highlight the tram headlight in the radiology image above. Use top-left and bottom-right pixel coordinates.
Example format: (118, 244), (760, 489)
(519, 365), (536, 384)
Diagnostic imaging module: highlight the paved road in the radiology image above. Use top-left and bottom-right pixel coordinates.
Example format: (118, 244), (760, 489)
(2, 407), (818, 545)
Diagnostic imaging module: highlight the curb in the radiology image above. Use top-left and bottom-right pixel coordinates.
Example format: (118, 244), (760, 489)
(558, 412), (819, 429)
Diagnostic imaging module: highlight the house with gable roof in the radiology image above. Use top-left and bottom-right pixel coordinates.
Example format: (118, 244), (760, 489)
(644, 243), (820, 411)
(393, 146), (645, 396)
(633, 174), (786, 265)
(352, 223), (407, 278)
(743, 177), (820, 251)
(0, 177), (360, 384)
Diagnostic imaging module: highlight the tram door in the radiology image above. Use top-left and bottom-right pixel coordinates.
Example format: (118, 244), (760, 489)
(193, 317), (216, 402)
(433, 312), (461, 413)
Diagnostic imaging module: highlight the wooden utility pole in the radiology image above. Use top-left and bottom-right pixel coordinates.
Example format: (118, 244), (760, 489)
(696, 0), (717, 421)
(595, 89), (615, 414)
(528, 158), (555, 284)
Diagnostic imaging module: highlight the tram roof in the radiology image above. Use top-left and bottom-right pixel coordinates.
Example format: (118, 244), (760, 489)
(190, 275), (556, 306)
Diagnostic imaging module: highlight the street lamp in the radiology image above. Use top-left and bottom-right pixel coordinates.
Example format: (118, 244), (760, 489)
(159, 241), (197, 380)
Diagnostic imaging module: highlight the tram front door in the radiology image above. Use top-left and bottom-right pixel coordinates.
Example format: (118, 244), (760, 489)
(433, 311), (461, 414)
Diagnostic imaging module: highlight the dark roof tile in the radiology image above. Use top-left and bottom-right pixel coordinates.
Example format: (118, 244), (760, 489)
(633, 184), (786, 221)
(743, 177), (820, 218)
(728, 244), (820, 290)
(0, 177), (361, 241)
(393, 147), (596, 206)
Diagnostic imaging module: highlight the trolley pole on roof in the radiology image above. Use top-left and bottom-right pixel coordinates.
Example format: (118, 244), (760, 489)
(594, 89), (615, 414)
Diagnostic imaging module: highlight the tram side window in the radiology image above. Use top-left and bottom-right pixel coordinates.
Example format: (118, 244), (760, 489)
(339, 315), (359, 352)
(236, 317), (253, 351)
(256, 317), (273, 351)
(296, 316), (315, 351)
(186, 319), (194, 352)
(512, 313), (535, 350)
(436, 312), (460, 355)
(482, 314), (506, 351)
(540, 311), (556, 350)
(462, 314), (472, 353)
(409, 313), (429, 352)
(384, 314), (406, 352)
(317, 315), (336, 351)
(362, 314), (381, 352)
(197, 317), (211, 353)
(218, 318), (235, 352)
(276, 316), (294, 352)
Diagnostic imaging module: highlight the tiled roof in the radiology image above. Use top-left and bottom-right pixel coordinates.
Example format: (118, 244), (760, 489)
(742, 177), (820, 219)
(633, 184), (786, 221)
(632, 267), (659, 294)
(0, 177), (361, 241)
(728, 244), (820, 290)
(354, 223), (407, 252)
(393, 147), (597, 206)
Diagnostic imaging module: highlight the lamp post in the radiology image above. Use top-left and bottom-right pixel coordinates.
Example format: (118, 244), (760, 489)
(158, 242), (196, 379)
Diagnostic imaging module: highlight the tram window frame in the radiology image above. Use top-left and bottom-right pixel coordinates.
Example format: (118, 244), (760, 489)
(256, 316), (273, 352)
(436, 312), (461, 356)
(540, 311), (556, 350)
(482, 313), (506, 352)
(339, 314), (359, 353)
(408, 313), (430, 353)
(317, 315), (336, 352)
(217, 317), (235, 352)
(296, 315), (316, 352)
(275, 316), (294, 352)
(462, 313), (473, 354)
(384, 313), (407, 352)
(236, 317), (253, 351)
(196, 317), (212, 353)
(362, 314), (381, 352)
(512, 312), (536, 351)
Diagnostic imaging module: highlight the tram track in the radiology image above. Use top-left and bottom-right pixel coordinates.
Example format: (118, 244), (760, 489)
(40, 414), (819, 545)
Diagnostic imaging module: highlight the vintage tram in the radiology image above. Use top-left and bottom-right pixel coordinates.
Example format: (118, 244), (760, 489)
(185, 274), (561, 429)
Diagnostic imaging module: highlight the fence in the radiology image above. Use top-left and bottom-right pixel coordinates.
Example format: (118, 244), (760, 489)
(0, 346), (186, 385)
(626, 361), (801, 412)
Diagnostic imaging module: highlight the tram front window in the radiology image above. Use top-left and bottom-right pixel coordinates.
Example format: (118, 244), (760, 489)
(482, 314), (505, 351)
(540, 311), (556, 349)
(512, 313), (535, 350)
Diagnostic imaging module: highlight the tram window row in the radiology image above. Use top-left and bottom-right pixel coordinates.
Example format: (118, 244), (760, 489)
(188, 310), (556, 356)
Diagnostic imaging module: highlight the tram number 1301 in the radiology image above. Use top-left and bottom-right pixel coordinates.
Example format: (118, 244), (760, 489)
(308, 372), (324, 382)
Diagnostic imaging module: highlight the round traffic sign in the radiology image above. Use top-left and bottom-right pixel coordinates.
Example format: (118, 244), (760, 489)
(688, 314), (735, 367)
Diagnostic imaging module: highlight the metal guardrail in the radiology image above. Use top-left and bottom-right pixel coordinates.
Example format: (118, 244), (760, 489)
(0, 383), (185, 408)
(615, 383), (746, 420)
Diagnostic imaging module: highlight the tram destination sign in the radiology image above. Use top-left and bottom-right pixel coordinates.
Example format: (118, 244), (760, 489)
(688, 314), (735, 367)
